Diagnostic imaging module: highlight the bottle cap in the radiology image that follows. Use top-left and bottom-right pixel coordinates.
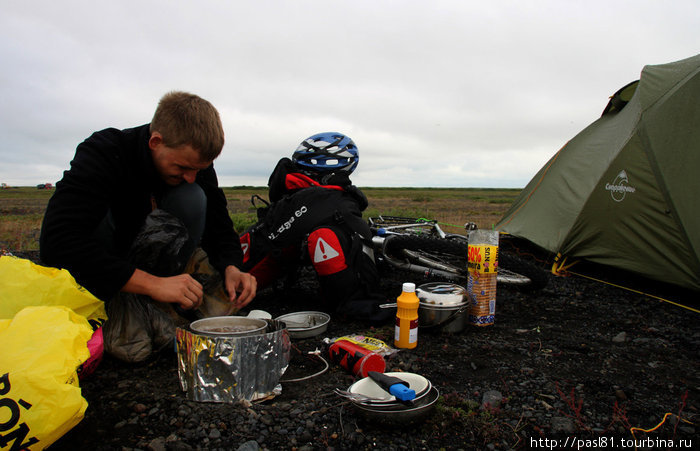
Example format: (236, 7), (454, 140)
(402, 282), (416, 292)
(354, 353), (386, 378)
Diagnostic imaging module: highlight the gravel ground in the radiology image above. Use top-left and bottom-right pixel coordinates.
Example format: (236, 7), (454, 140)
(37, 258), (699, 451)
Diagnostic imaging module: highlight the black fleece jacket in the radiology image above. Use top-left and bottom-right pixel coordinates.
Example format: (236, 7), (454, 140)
(40, 124), (242, 301)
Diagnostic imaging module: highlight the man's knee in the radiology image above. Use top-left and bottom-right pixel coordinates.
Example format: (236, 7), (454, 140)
(159, 183), (207, 244)
(160, 182), (207, 217)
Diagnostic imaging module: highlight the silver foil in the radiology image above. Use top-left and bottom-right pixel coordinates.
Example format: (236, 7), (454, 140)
(176, 319), (291, 403)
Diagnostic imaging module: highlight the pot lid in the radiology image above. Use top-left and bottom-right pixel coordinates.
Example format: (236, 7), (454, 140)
(416, 282), (466, 306)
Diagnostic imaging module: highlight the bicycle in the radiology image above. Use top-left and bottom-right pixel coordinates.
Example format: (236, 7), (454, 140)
(368, 216), (548, 291)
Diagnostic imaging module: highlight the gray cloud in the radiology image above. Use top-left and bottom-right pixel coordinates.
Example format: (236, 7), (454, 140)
(1, 0), (698, 187)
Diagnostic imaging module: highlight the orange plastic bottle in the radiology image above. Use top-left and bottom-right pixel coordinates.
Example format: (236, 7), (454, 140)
(394, 282), (419, 349)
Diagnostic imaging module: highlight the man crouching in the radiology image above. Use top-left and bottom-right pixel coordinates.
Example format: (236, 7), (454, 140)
(40, 91), (256, 362)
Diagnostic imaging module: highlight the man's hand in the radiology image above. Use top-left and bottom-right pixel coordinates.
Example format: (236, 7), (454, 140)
(124, 269), (204, 310)
(224, 265), (257, 309)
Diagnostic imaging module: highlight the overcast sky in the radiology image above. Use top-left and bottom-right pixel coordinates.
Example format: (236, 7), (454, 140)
(1, 1), (698, 188)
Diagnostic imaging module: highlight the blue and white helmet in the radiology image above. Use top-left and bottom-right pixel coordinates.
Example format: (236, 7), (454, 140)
(292, 132), (359, 174)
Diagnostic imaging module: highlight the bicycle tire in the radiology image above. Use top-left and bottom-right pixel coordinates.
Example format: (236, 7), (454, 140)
(382, 235), (468, 284)
(382, 235), (548, 290)
(498, 252), (549, 291)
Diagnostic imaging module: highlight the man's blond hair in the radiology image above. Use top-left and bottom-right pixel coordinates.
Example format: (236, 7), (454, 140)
(150, 91), (225, 161)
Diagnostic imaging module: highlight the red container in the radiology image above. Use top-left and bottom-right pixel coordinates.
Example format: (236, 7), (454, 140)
(328, 339), (386, 378)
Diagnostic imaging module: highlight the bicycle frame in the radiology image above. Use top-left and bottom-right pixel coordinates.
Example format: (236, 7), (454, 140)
(368, 216), (536, 287)
(368, 216), (468, 281)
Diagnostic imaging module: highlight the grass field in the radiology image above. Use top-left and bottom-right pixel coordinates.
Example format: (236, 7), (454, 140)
(0, 186), (521, 252)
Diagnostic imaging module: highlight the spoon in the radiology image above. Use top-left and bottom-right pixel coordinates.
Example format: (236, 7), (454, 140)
(333, 388), (391, 404)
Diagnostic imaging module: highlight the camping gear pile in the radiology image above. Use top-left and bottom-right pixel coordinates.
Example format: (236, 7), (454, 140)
(498, 54), (700, 292)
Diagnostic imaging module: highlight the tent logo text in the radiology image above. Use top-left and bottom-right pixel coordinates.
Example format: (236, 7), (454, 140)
(605, 170), (636, 202)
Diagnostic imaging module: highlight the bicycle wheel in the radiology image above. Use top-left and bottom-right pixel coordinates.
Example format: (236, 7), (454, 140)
(497, 252), (549, 291)
(382, 235), (469, 283)
(382, 235), (548, 290)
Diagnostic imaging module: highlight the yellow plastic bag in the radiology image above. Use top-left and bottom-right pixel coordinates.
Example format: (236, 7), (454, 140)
(0, 256), (106, 326)
(0, 256), (108, 448)
(0, 306), (93, 450)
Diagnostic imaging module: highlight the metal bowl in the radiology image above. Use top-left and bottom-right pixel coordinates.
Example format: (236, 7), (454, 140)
(275, 311), (330, 338)
(189, 316), (268, 337)
(351, 386), (440, 424)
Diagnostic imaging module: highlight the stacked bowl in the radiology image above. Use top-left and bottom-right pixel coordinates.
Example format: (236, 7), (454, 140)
(338, 372), (439, 424)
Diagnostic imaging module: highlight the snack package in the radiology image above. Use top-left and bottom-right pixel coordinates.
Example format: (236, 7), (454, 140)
(467, 230), (499, 326)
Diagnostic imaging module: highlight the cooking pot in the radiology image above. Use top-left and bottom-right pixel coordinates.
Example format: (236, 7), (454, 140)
(177, 318), (291, 403)
(416, 282), (469, 333)
(189, 316), (268, 337)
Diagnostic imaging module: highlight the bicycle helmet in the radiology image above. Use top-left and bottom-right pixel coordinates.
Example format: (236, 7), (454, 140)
(292, 132), (359, 174)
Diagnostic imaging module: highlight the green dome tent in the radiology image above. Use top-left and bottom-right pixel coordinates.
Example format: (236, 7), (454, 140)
(497, 54), (700, 291)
